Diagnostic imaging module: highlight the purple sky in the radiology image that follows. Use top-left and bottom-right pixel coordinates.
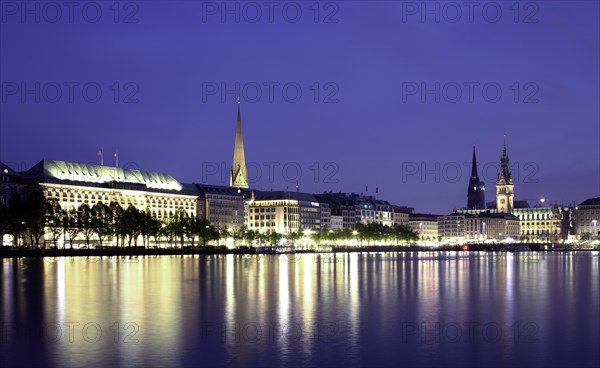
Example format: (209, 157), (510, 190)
(1, 1), (598, 214)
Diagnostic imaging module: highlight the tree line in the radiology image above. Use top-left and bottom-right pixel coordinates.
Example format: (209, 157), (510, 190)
(0, 192), (418, 249)
(0, 192), (220, 249)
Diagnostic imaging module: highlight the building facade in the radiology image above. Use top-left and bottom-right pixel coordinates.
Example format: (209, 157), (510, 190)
(355, 196), (395, 226)
(574, 197), (600, 238)
(330, 215), (344, 230)
(246, 191), (321, 234)
(184, 183), (245, 230)
(438, 213), (470, 242)
(392, 205), (412, 225)
(315, 192), (409, 229)
(460, 205), (572, 242)
(24, 160), (197, 221)
(320, 202), (331, 230)
(409, 213), (439, 241)
(314, 192), (359, 229)
(439, 212), (520, 242)
(512, 206), (572, 242)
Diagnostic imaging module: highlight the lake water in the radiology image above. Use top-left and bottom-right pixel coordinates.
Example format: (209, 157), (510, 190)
(1, 252), (598, 367)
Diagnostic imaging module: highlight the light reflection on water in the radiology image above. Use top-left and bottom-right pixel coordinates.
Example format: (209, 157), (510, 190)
(0, 252), (598, 367)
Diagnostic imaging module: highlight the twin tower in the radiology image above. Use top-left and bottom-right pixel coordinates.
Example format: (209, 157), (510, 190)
(468, 135), (514, 213)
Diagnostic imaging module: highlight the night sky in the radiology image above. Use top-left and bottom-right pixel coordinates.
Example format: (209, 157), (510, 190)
(1, 1), (598, 214)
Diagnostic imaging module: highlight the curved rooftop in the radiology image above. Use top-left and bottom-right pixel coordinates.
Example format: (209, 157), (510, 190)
(26, 160), (183, 191)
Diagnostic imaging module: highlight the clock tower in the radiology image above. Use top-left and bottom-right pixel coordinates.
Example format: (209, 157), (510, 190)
(496, 133), (514, 213)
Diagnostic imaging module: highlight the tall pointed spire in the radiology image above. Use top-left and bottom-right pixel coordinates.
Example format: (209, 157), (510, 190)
(470, 146), (478, 178)
(502, 131), (508, 160)
(498, 132), (511, 183)
(230, 97), (248, 188)
(467, 146), (485, 210)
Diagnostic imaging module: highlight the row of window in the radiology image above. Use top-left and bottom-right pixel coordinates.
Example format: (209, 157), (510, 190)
(251, 207), (276, 213)
(46, 190), (195, 208)
(521, 222), (560, 227)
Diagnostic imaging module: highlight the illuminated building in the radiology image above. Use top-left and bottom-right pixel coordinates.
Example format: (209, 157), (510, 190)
(247, 191), (321, 234)
(230, 98), (249, 188)
(183, 183), (245, 230)
(355, 196), (394, 226)
(315, 192), (407, 228)
(438, 213), (470, 242)
(314, 192), (358, 229)
(320, 202), (332, 229)
(511, 206), (572, 242)
(330, 215), (344, 230)
(392, 205), (413, 225)
(467, 146), (486, 210)
(496, 135), (514, 213)
(409, 213), (439, 241)
(573, 197), (600, 238)
(461, 204), (572, 242)
(23, 160), (197, 220)
(439, 212), (519, 242)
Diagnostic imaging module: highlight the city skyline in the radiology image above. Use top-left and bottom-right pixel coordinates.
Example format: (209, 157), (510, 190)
(1, 1), (598, 214)
(0, 101), (594, 215)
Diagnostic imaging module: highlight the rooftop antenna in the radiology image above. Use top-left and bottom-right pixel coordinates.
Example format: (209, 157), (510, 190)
(97, 148), (104, 166)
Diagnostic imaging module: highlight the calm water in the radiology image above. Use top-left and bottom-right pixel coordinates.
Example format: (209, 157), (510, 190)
(1, 252), (598, 367)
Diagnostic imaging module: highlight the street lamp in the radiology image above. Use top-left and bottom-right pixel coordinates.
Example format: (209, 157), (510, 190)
(540, 198), (545, 208)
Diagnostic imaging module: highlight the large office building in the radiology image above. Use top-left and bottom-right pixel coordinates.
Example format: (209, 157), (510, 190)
(247, 191), (322, 234)
(512, 206), (572, 242)
(439, 212), (520, 242)
(183, 183), (245, 230)
(409, 213), (439, 241)
(22, 160), (198, 220)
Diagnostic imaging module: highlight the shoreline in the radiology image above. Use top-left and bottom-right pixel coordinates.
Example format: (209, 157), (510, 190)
(0, 244), (596, 259)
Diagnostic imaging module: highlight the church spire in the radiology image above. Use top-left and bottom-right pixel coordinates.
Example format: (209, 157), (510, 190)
(467, 146), (485, 210)
(470, 146), (478, 179)
(230, 97), (248, 188)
